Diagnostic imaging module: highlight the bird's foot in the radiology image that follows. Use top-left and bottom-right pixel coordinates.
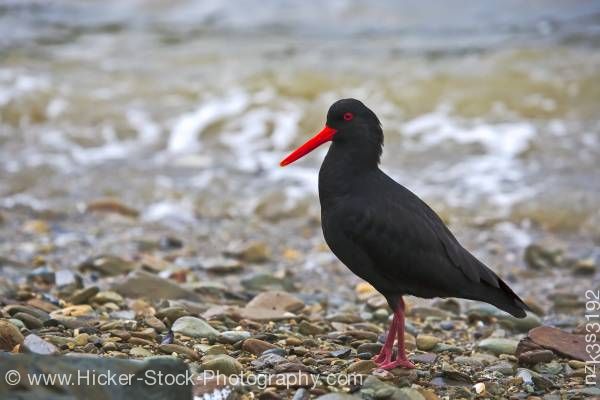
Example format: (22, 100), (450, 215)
(377, 358), (416, 370)
(372, 350), (391, 365)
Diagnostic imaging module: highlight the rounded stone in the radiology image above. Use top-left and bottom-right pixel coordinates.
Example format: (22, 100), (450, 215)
(171, 316), (219, 339)
(416, 334), (441, 351)
(201, 354), (243, 375)
(0, 320), (24, 351)
(218, 330), (251, 344)
(477, 338), (519, 355)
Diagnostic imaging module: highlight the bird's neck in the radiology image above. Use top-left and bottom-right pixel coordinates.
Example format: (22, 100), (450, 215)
(318, 142), (380, 204)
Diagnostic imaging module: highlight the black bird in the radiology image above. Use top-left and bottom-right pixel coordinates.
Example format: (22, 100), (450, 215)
(280, 99), (529, 370)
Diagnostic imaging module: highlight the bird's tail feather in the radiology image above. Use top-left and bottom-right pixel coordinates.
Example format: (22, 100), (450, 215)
(466, 278), (530, 318)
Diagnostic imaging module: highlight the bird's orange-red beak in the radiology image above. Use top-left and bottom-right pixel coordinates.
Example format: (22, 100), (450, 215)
(280, 125), (337, 166)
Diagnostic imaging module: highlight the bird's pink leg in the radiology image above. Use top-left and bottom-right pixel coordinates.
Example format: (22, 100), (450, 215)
(378, 297), (416, 370)
(373, 312), (398, 365)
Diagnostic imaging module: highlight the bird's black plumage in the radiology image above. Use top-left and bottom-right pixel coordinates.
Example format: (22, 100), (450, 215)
(280, 99), (530, 369)
(316, 99), (528, 317)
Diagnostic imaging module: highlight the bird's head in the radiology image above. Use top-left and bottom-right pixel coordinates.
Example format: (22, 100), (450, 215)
(280, 98), (383, 167)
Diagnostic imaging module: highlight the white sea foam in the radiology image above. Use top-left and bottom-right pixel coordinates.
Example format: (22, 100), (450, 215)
(214, 96), (302, 172)
(142, 199), (196, 226)
(1, 193), (47, 210)
(45, 98), (68, 119)
(270, 105), (301, 150)
(35, 111), (160, 166)
(168, 91), (249, 154)
(402, 107), (537, 210)
(404, 107), (534, 158)
(70, 141), (131, 165)
(494, 221), (532, 248)
(126, 109), (161, 145)
(0, 72), (49, 106)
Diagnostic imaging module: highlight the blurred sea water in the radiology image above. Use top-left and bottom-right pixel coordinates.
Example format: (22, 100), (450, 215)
(1, 0), (600, 246)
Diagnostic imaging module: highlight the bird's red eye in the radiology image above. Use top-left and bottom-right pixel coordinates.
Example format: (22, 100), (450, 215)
(343, 112), (354, 121)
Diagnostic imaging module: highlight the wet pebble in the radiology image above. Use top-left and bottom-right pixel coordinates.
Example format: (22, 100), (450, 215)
(484, 361), (515, 375)
(330, 348), (352, 358)
(242, 338), (279, 355)
(159, 343), (198, 359)
(285, 337), (303, 346)
(217, 330), (251, 344)
(298, 320), (324, 335)
(416, 334), (441, 351)
(85, 198), (139, 218)
(263, 348), (286, 357)
(225, 241), (271, 263)
(412, 352), (437, 365)
(51, 306), (95, 321)
(73, 333), (89, 347)
(518, 349), (555, 365)
(0, 320), (24, 351)
(357, 342), (382, 355)
(69, 286), (100, 304)
(102, 342), (118, 352)
(528, 326), (586, 361)
(568, 359), (585, 369)
(129, 347), (153, 357)
(113, 270), (200, 301)
(569, 258), (596, 275)
(23, 334), (59, 355)
(197, 257), (243, 273)
(201, 354), (243, 375)
(171, 316), (219, 339)
(13, 312), (44, 329)
(91, 291), (124, 305)
(247, 291), (305, 312)
(439, 321), (454, 330)
(4, 305), (50, 321)
(144, 316), (167, 332)
(477, 337), (519, 355)
(372, 309), (389, 322)
(79, 255), (136, 276)
(346, 360), (376, 374)
(155, 306), (190, 322)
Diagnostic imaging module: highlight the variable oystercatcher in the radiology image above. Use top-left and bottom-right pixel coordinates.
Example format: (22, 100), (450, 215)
(280, 99), (529, 370)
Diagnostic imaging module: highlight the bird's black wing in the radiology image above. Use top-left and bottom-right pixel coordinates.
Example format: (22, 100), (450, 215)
(339, 177), (528, 317)
(341, 195), (494, 289)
